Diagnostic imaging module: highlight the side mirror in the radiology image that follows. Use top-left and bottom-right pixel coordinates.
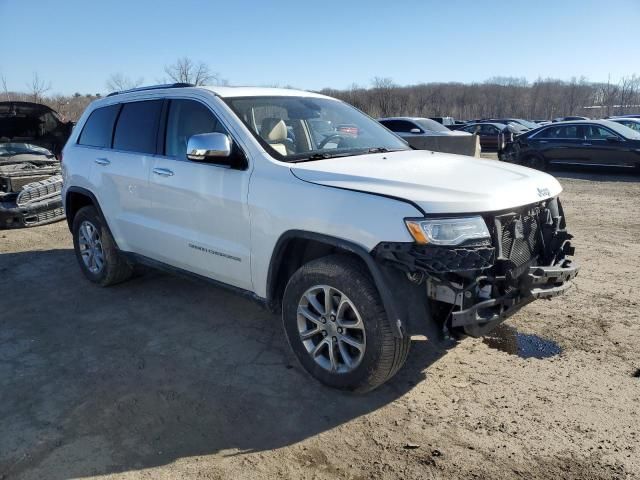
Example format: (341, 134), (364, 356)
(605, 136), (621, 143)
(187, 132), (232, 161)
(409, 128), (422, 134)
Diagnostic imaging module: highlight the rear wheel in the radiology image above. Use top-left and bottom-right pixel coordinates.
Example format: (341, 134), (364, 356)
(282, 254), (410, 392)
(72, 206), (133, 286)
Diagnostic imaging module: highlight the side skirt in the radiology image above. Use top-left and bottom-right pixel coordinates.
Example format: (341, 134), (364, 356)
(120, 251), (268, 308)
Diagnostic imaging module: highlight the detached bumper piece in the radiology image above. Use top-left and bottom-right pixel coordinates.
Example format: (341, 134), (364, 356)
(0, 175), (65, 229)
(451, 260), (579, 328)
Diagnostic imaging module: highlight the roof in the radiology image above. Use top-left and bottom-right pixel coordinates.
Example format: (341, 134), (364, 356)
(105, 83), (329, 99)
(201, 86), (329, 99)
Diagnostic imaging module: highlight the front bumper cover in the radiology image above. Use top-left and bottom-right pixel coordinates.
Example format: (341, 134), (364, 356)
(451, 260), (579, 328)
(0, 195), (65, 228)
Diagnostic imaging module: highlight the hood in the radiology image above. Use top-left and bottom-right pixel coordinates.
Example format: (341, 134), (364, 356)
(0, 102), (72, 157)
(290, 150), (562, 214)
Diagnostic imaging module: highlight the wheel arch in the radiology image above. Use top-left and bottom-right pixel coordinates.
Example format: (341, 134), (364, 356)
(64, 187), (115, 241)
(266, 230), (405, 337)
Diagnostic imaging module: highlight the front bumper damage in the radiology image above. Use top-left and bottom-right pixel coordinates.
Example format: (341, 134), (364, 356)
(0, 175), (65, 228)
(374, 197), (579, 337)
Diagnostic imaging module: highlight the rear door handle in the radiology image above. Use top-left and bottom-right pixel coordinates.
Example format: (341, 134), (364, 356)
(94, 157), (110, 166)
(153, 168), (174, 177)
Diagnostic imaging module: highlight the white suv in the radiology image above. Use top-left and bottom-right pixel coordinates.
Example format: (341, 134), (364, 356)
(62, 84), (578, 392)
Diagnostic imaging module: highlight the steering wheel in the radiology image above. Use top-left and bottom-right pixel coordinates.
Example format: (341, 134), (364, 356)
(318, 133), (347, 149)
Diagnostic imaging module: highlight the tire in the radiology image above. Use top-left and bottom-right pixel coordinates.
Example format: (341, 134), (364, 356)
(526, 153), (548, 171)
(72, 206), (133, 286)
(282, 254), (411, 392)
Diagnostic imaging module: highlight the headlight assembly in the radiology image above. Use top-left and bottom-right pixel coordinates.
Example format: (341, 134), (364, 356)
(405, 216), (490, 246)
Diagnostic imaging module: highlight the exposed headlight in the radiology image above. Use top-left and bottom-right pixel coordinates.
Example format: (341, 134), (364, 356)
(405, 216), (490, 246)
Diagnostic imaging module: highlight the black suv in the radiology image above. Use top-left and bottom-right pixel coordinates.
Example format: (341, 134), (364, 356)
(500, 120), (640, 171)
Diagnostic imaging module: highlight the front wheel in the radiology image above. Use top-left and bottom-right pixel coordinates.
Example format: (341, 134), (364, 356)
(282, 254), (410, 392)
(526, 154), (548, 171)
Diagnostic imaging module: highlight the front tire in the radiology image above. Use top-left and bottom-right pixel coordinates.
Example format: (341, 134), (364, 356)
(72, 206), (133, 286)
(282, 254), (410, 392)
(526, 153), (548, 171)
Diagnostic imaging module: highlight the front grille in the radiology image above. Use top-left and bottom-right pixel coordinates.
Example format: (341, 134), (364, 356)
(496, 207), (544, 267)
(23, 207), (65, 226)
(10, 175), (52, 192)
(16, 175), (63, 206)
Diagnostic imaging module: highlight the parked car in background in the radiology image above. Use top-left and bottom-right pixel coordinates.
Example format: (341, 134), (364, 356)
(0, 101), (72, 228)
(379, 117), (472, 137)
(608, 117), (640, 132)
(606, 114), (640, 119)
(482, 118), (539, 130)
(379, 117), (477, 155)
(553, 116), (589, 122)
(534, 120), (552, 126)
(429, 116), (457, 127)
(0, 101), (74, 158)
(456, 122), (520, 151)
(500, 120), (640, 170)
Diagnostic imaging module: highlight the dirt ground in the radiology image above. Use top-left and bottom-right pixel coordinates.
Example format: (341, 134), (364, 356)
(1, 167), (639, 480)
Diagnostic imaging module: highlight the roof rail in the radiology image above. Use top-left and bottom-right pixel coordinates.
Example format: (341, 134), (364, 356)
(106, 83), (194, 97)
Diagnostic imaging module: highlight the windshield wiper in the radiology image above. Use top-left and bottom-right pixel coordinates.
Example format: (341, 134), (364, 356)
(367, 147), (389, 153)
(289, 151), (359, 163)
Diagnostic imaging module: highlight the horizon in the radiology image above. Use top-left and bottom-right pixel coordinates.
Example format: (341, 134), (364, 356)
(1, 0), (639, 96)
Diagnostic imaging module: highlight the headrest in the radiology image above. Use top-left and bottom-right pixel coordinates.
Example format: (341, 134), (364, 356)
(260, 118), (287, 142)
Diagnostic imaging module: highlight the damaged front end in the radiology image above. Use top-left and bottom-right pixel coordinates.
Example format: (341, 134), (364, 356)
(0, 145), (65, 228)
(374, 197), (578, 338)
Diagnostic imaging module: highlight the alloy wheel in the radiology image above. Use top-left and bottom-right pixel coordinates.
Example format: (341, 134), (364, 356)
(296, 285), (366, 373)
(78, 220), (105, 274)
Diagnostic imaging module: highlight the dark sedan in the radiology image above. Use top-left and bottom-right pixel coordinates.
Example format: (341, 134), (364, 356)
(456, 122), (521, 151)
(500, 120), (640, 171)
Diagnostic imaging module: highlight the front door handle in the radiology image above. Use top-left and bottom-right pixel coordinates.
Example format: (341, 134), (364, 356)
(582, 143), (592, 146)
(153, 168), (174, 177)
(94, 157), (110, 166)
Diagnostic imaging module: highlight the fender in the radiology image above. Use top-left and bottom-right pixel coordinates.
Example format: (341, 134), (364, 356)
(266, 230), (406, 338)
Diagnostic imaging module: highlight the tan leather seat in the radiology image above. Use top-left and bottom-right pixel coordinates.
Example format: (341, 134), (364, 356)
(260, 118), (289, 156)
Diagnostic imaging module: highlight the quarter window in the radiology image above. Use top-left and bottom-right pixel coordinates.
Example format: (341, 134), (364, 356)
(78, 104), (120, 148)
(585, 125), (617, 140)
(113, 100), (163, 154)
(165, 99), (227, 158)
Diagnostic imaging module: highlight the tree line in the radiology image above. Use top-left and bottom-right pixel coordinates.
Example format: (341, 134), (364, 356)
(2, 60), (639, 122)
(321, 75), (640, 121)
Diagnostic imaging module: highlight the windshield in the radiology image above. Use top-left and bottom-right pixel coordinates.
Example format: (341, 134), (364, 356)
(604, 120), (640, 139)
(224, 96), (410, 161)
(415, 118), (450, 133)
(0, 142), (54, 158)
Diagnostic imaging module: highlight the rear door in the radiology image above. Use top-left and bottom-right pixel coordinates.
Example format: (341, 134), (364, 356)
(529, 125), (582, 164)
(85, 100), (161, 254)
(146, 98), (253, 290)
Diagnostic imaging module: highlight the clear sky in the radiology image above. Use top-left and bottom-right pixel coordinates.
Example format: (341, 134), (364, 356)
(1, 0), (639, 95)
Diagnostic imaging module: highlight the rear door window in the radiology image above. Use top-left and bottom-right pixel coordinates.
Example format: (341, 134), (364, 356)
(78, 104), (120, 148)
(113, 100), (163, 154)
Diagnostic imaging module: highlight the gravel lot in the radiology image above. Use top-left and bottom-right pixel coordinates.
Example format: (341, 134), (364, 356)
(1, 168), (639, 480)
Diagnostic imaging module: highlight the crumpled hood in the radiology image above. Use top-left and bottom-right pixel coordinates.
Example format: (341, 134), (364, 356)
(290, 150), (563, 214)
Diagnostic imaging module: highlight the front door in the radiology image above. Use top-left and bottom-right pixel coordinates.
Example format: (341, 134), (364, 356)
(146, 98), (253, 291)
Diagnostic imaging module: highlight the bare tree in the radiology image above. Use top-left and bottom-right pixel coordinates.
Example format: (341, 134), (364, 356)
(106, 73), (144, 92)
(27, 72), (51, 103)
(164, 57), (218, 86)
(1, 74), (10, 101)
